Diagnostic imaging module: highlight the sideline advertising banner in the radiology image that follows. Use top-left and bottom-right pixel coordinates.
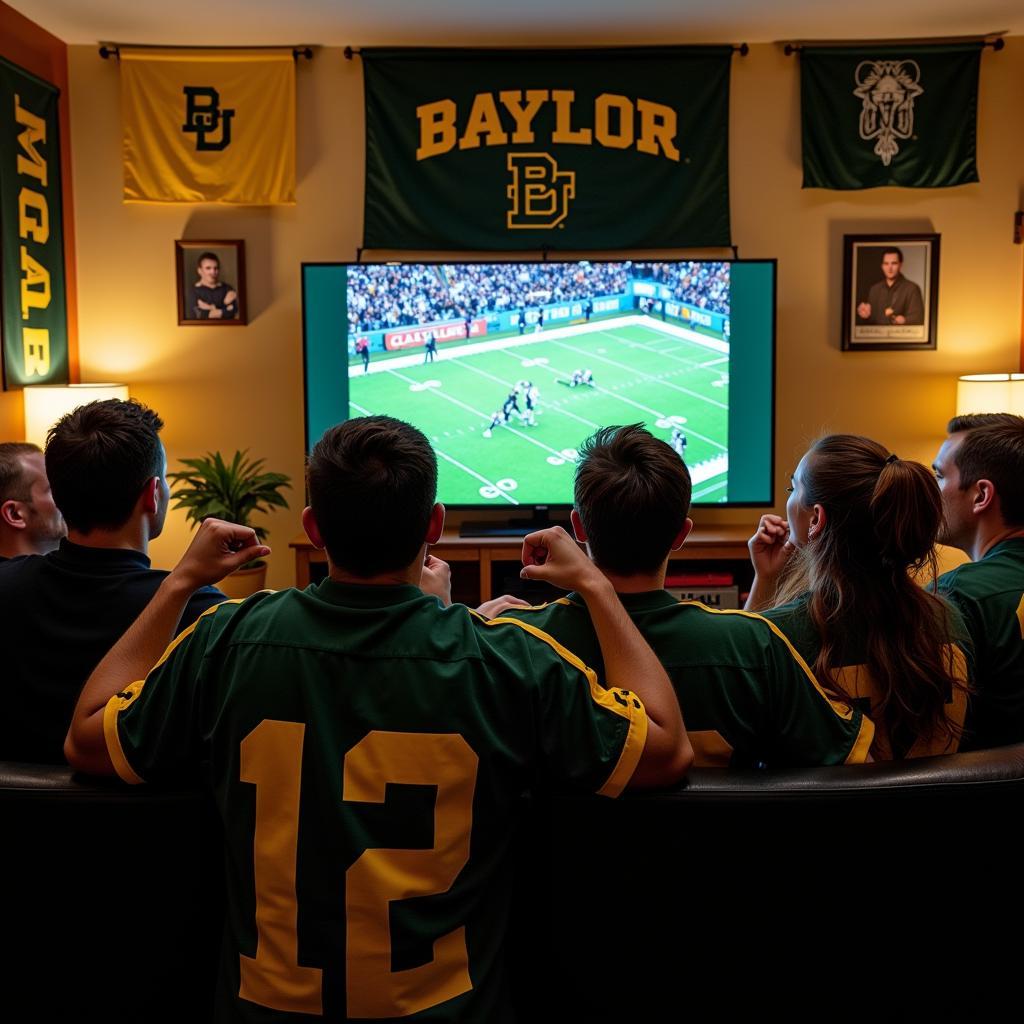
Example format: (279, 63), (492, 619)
(363, 47), (733, 250)
(0, 56), (68, 389)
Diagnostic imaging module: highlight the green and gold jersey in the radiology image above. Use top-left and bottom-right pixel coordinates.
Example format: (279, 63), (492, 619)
(938, 538), (1024, 749)
(763, 593), (971, 760)
(499, 590), (872, 769)
(103, 580), (646, 1022)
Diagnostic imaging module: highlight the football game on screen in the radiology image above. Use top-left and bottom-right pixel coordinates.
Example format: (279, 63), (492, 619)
(303, 259), (774, 507)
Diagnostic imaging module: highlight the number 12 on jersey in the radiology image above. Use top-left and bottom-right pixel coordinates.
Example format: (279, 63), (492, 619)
(239, 720), (479, 1018)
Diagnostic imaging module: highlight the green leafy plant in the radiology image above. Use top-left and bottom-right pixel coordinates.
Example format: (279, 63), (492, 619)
(168, 450), (291, 566)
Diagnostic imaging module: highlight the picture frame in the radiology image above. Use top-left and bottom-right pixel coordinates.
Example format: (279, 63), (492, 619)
(175, 240), (247, 326)
(841, 233), (939, 351)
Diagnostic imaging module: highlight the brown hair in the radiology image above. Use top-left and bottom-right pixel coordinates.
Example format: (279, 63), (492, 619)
(45, 401), (164, 533)
(776, 434), (965, 758)
(574, 423), (691, 575)
(307, 416), (437, 577)
(946, 416), (1024, 527)
(0, 442), (41, 503)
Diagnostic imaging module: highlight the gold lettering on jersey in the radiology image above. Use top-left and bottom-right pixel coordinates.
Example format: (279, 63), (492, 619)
(415, 90), (680, 162)
(240, 721), (324, 1015)
(345, 732), (477, 1018)
(1016, 593), (1024, 638)
(506, 152), (575, 230)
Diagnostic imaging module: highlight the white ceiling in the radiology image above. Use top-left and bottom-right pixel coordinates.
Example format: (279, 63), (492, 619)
(8, 0), (1022, 48)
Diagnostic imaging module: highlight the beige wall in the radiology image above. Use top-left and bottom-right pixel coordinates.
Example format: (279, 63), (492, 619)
(66, 41), (1024, 587)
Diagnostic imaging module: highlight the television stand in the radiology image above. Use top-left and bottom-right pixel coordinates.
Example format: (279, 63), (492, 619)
(459, 508), (566, 538)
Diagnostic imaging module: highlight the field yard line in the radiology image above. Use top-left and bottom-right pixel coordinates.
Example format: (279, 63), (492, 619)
(692, 479), (728, 501)
(385, 368), (574, 461)
(350, 400), (373, 415)
(435, 449), (519, 505)
(600, 328), (728, 374)
(551, 340), (729, 411)
(700, 357), (729, 368)
(450, 357), (517, 390)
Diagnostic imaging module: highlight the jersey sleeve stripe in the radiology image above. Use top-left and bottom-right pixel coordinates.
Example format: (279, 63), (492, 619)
(483, 614), (648, 798)
(101, 598), (244, 785)
(676, 600), (875, 764)
(103, 680), (146, 784)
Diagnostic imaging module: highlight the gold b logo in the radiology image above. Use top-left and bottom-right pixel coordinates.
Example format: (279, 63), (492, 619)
(506, 153), (575, 230)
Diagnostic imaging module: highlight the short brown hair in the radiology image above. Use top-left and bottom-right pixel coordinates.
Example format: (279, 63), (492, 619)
(574, 423), (691, 575)
(948, 416), (1024, 526)
(0, 442), (41, 502)
(307, 416), (437, 576)
(947, 413), (1024, 432)
(45, 400), (164, 533)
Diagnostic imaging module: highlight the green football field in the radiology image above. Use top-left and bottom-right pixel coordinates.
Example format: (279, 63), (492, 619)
(348, 319), (730, 506)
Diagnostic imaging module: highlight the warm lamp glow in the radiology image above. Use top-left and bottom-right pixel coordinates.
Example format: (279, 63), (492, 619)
(955, 374), (1024, 417)
(23, 384), (130, 447)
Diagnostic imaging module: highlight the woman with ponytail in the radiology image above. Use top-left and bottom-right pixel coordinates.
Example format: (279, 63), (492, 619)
(746, 435), (970, 760)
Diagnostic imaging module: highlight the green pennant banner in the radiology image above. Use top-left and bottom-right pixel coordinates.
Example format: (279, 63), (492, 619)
(362, 47), (732, 250)
(0, 55), (69, 389)
(801, 43), (982, 190)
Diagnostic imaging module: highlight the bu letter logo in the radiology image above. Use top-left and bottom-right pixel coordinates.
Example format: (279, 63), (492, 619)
(506, 153), (575, 230)
(182, 86), (235, 151)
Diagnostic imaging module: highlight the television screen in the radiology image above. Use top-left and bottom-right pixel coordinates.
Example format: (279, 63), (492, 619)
(303, 259), (775, 509)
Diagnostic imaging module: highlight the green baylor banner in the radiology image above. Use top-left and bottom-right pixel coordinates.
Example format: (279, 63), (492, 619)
(801, 43), (982, 190)
(362, 47), (732, 250)
(0, 56), (68, 389)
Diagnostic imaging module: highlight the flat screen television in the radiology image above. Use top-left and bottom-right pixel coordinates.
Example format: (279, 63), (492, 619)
(302, 258), (775, 518)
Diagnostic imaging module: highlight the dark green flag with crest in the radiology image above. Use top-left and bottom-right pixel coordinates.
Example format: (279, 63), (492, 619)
(0, 55), (69, 389)
(362, 47), (732, 250)
(801, 43), (982, 190)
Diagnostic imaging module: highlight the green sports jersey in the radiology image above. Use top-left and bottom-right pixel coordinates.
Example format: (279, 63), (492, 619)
(499, 590), (872, 768)
(763, 593), (971, 760)
(937, 537), (1024, 749)
(104, 581), (646, 1022)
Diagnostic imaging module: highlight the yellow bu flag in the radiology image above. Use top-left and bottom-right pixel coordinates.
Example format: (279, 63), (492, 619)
(122, 48), (295, 204)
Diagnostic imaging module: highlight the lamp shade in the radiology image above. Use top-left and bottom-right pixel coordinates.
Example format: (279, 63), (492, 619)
(23, 384), (130, 447)
(955, 374), (1024, 418)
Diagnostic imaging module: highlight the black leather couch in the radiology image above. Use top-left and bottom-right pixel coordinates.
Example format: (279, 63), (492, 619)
(5, 747), (1022, 1020)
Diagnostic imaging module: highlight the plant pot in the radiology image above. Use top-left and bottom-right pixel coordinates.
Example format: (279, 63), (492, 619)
(216, 563), (267, 599)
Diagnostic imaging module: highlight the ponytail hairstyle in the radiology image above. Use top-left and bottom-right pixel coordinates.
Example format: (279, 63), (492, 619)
(774, 434), (965, 757)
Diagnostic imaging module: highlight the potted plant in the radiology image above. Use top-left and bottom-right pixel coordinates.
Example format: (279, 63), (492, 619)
(168, 450), (291, 598)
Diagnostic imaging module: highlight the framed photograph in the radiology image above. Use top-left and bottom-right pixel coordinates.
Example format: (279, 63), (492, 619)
(175, 240), (247, 326)
(841, 234), (939, 351)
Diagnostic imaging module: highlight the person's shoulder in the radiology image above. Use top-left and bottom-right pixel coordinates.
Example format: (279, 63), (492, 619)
(470, 599), (587, 664)
(940, 548), (1024, 602)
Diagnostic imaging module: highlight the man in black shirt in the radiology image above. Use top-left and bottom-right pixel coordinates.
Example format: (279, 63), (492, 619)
(0, 400), (224, 762)
(188, 251), (238, 320)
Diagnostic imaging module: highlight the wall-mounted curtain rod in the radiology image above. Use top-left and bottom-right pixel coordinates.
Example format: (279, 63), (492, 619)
(344, 43), (749, 60)
(782, 32), (1005, 56)
(99, 44), (314, 61)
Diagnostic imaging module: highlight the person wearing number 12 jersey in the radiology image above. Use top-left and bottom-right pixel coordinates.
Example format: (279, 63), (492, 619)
(65, 415), (690, 1022)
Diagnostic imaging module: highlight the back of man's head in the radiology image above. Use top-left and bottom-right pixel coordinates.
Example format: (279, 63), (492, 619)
(307, 416), (437, 576)
(0, 442), (40, 503)
(46, 400), (164, 534)
(948, 414), (1024, 527)
(574, 423), (692, 575)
